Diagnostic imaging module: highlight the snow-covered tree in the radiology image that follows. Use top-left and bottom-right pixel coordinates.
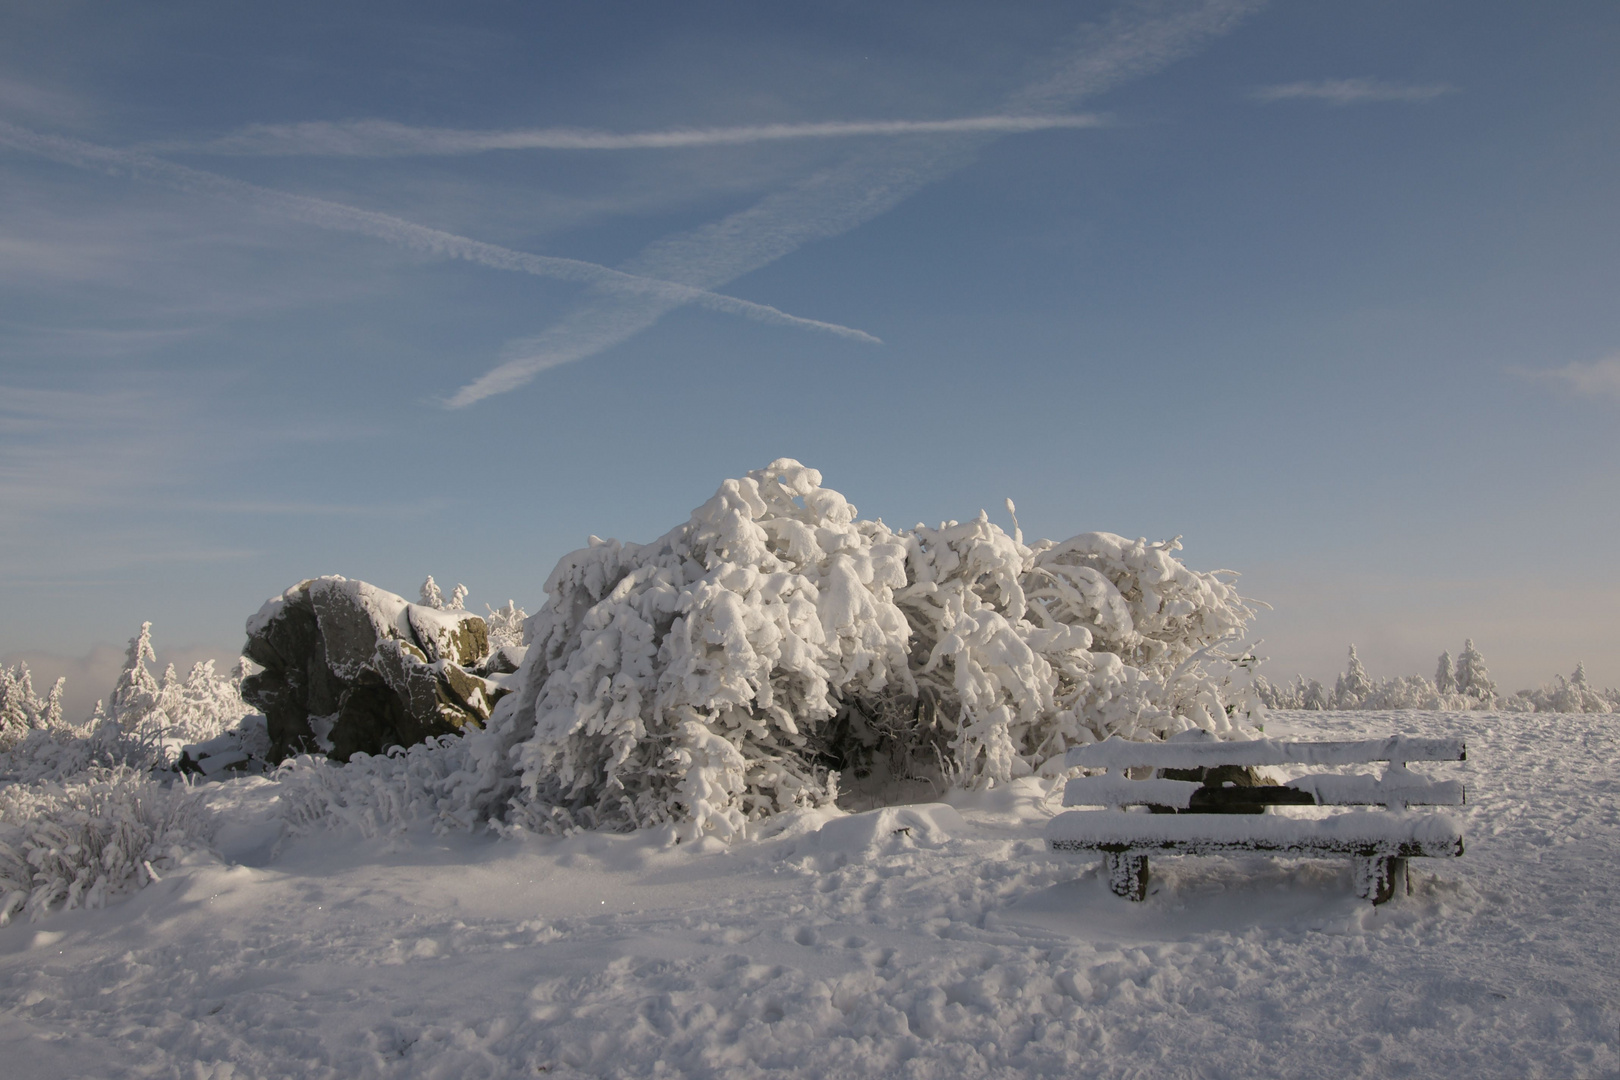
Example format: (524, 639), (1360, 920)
(1435, 651), (1455, 694)
(1455, 638), (1495, 703)
(0, 664), (65, 749)
(454, 459), (1259, 840)
(1517, 663), (1614, 714)
(107, 623), (164, 735)
(1360, 674), (1447, 710)
(1332, 645), (1373, 708)
(1252, 673), (1329, 711)
(420, 576), (468, 612)
(1256, 647), (1612, 714)
(93, 625), (253, 765)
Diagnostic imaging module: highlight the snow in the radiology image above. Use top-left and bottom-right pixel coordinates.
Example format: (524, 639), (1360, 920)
(0, 709), (1615, 1077)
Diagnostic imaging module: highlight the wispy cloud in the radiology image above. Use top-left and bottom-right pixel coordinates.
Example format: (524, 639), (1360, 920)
(0, 322), (203, 359)
(1516, 355), (1620, 402)
(1250, 78), (1456, 105)
(173, 498), (444, 517)
(451, 0), (1266, 406)
(0, 120), (878, 345)
(0, 75), (92, 126)
(0, 384), (188, 513)
(168, 114), (1109, 157)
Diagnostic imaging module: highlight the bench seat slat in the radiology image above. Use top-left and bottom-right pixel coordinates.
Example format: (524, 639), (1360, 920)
(1064, 734), (1465, 771)
(1062, 774), (1466, 809)
(1045, 809), (1464, 858)
(1062, 775), (1203, 809)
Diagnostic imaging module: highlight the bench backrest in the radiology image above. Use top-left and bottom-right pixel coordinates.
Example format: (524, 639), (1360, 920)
(1064, 733), (1465, 771)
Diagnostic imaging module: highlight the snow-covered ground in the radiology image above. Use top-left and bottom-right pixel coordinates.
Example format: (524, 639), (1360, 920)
(1, 710), (1615, 1079)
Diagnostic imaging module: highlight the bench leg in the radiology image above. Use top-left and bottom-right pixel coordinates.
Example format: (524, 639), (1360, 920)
(1353, 856), (1407, 904)
(1104, 852), (1149, 901)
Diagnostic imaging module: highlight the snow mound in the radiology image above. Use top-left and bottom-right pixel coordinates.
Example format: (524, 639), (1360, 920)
(794, 803), (966, 870)
(455, 459), (1258, 840)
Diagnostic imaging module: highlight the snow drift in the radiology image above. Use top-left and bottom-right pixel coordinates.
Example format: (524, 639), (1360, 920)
(449, 459), (1259, 839)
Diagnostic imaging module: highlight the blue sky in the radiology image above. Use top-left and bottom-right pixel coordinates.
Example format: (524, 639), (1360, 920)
(3, 0), (1617, 716)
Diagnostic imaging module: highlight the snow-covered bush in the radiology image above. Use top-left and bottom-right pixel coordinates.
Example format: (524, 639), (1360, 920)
(0, 663), (64, 750)
(276, 736), (477, 840)
(0, 767), (212, 924)
(0, 720), (138, 785)
(449, 459), (1258, 840)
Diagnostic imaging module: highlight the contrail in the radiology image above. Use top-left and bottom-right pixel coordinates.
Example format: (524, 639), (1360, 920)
(450, 0), (1267, 407)
(166, 114), (1108, 157)
(0, 119), (880, 345)
(446, 299), (664, 408)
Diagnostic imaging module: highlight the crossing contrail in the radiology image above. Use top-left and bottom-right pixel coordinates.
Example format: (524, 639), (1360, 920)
(166, 114), (1108, 157)
(0, 119), (880, 345)
(449, 0), (1267, 406)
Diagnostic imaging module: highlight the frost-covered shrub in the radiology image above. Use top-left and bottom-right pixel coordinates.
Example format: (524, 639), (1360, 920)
(483, 600), (529, 652)
(0, 720), (141, 785)
(276, 736), (477, 840)
(0, 768), (212, 924)
(451, 459), (1258, 840)
(0, 663), (65, 750)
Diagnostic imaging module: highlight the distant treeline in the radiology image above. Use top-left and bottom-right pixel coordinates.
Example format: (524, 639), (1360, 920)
(1255, 642), (1617, 713)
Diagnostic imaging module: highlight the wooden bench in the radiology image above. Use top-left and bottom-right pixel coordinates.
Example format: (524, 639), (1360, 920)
(1044, 731), (1466, 904)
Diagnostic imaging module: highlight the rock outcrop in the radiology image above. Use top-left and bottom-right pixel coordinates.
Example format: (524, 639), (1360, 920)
(241, 577), (519, 762)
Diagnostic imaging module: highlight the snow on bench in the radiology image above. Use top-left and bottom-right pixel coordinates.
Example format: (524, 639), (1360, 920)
(1045, 730), (1466, 903)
